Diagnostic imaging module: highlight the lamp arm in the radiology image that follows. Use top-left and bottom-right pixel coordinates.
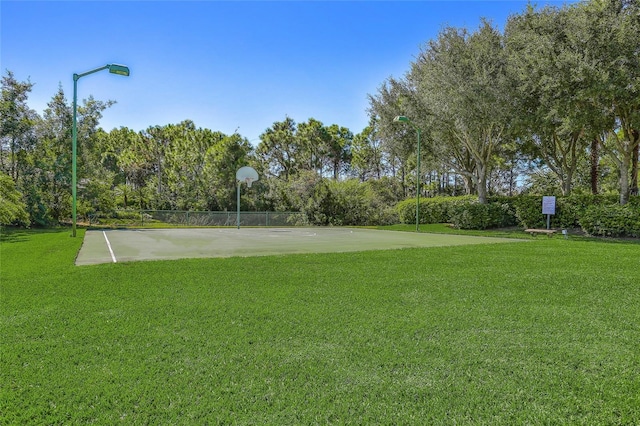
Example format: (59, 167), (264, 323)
(74, 64), (111, 80)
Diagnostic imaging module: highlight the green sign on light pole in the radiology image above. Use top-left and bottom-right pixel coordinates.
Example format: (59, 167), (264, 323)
(394, 115), (422, 232)
(72, 64), (130, 237)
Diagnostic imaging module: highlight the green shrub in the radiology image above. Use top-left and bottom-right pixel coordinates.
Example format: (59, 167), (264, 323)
(114, 210), (142, 220)
(554, 197), (580, 229)
(296, 177), (399, 226)
(397, 198), (421, 224)
(396, 196), (477, 224)
(579, 204), (640, 238)
(396, 194), (639, 236)
(511, 195), (621, 229)
(513, 196), (546, 228)
(92, 210), (141, 220)
(449, 202), (489, 229)
(324, 179), (372, 226)
(450, 202), (516, 230)
(397, 196), (517, 230)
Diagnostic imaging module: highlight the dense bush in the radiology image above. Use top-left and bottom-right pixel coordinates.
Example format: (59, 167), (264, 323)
(628, 196), (640, 208)
(511, 195), (621, 229)
(512, 196), (548, 228)
(397, 196), (516, 230)
(0, 172), (30, 226)
(91, 210), (142, 220)
(450, 202), (517, 230)
(580, 204), (640, 237)
(396, 196), (477, 224)
(316, 179), (395, 226)
(397, 194), (639, 236)
(283, 174), (399, 226)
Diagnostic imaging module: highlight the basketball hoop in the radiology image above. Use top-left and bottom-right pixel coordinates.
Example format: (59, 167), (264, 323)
(236, 166), (259, 187)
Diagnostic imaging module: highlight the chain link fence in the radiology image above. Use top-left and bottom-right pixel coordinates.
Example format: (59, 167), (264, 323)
(88, 211), (308, 228)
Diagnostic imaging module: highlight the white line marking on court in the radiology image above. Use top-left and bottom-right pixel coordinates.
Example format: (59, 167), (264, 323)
(102, 231), (117, 263)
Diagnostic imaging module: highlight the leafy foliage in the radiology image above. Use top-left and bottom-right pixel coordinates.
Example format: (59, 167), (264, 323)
(412, 20), (514, 203)
(396, 194), (640, 237)
(0, 172), (29, 225)
(513, 195), (622, 229)
(267, 172), (398, 226)
(449, 202), (516, 230)
(580, 204), (640, 237)
(1, 0), (639, 227)
(396, 195), (477, 225)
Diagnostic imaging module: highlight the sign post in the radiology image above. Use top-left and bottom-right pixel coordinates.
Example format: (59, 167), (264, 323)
(542, 196), (556, 230)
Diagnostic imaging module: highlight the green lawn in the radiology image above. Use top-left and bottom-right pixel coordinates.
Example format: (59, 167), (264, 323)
(1, 228), (639, 424)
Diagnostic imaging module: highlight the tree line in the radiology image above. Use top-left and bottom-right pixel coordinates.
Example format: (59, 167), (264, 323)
(1, 0), (638, 227)
(369, 0), (639, 205)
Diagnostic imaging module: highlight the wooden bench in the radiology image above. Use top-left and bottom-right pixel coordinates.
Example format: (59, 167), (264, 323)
(525, 228), (556, 237)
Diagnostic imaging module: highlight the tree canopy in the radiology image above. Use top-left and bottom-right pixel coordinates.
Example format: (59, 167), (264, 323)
(1, 0), (638, 227)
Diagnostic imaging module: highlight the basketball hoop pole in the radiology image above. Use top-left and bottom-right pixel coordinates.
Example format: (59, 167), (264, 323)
(235, 166), (259, 230)
(237, 181), (241, 229)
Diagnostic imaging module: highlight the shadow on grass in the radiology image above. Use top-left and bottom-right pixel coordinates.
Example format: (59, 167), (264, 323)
(379, 223), (640, 245)
(0, 227), (71, 244)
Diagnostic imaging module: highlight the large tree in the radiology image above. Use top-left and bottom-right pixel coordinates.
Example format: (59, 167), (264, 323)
(297, 118), (330, 176)
(26, 86), (115, 223)
(256, 117), (300, 181)
(583, 0), (640, 204)
(351, 123), (386, 181)
(0, 71), (36, 182)
(202, 132), (252, 211)
(505, 5), (597, 196)
(325, 124), (353, 180)
(99, 127), (153, 209)
(367, 77), (420, 196)
(411, 20), (513, 203)
(31, 87), (73, 222)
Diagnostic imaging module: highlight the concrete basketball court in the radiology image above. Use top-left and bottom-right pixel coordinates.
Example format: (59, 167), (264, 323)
(75, 227), (524, 266)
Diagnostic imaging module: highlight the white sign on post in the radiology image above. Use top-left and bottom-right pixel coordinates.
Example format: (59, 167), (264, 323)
(542, 196), (556, 229)
(542, 196), (556, 215)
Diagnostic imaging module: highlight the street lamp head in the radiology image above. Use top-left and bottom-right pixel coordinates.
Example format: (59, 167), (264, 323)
(394, 115), (410, 123)
(108, 64), (130, 77)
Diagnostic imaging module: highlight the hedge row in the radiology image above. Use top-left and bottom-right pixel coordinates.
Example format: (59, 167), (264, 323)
(396, 196), (478, 225)
(396, 195), (640, 237)
(580, 205), (640, 238)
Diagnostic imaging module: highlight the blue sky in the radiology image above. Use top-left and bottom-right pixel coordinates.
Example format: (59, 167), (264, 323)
(2, 1), (573, 144)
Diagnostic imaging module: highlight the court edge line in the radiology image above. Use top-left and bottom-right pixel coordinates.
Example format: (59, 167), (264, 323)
(102, 231), (117, 263)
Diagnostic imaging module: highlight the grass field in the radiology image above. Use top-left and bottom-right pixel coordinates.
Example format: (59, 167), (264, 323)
(1, 228), (639, 424)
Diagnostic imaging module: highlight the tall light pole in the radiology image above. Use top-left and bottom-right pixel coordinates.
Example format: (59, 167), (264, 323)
(72, 64), (130, 237)
(394, 115), (422, 232)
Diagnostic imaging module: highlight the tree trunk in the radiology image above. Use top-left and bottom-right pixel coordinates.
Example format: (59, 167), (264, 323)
(620, 155), (630, 205)
(462, 175), (473, 195)
(508, 166), (515, 197)
(562, 181), (572, 196)
(476, 164), (488, 204)
(590, 137), (599, 195)
(10, 136), (17, 181)
(630, 130), (639, 197)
